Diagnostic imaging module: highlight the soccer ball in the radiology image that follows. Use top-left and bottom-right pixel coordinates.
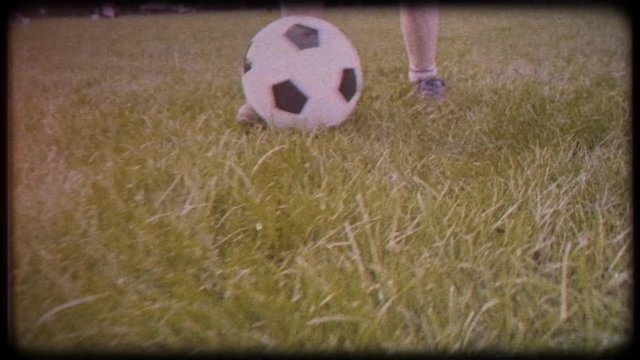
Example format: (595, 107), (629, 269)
(241, 16), (363, 130)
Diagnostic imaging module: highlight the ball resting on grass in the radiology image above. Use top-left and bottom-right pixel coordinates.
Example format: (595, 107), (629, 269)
(242, 16), (364, 130)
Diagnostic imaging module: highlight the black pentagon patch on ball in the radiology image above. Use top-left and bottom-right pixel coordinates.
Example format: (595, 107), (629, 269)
(339, 68), (357, 102)
(273, 80), (308, 114)
(284, 24), (319, 50)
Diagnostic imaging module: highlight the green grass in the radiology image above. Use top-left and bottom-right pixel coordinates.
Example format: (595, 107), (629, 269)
(10, 6), (631, 354)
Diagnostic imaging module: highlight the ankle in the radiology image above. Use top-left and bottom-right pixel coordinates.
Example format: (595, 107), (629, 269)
(408, 66), (438, 83)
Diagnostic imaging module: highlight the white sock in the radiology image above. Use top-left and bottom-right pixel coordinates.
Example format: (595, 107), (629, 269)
(408, 66), (438, 83)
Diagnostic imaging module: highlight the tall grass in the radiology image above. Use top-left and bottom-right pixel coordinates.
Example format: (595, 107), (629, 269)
(10, 6), (631, 354)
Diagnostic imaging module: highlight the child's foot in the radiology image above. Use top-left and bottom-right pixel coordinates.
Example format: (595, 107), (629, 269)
(414, 77), (447, 103)
(236, 103), (263, 125)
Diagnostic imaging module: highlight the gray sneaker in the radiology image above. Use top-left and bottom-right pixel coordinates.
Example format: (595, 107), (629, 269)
(414, 77), (447, 103)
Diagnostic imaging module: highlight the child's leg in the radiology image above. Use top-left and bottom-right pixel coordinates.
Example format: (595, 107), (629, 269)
(400, 4), (439, 82)
(400, 3), (446, 101)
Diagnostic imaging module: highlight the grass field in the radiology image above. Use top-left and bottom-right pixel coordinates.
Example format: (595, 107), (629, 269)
(10, 6), (631, 354)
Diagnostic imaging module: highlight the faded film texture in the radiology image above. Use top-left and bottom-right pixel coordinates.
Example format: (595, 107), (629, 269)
(10, 5), (631, 354)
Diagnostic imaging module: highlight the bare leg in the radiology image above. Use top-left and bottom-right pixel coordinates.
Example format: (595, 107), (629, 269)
(400, 3), (439, 82)
(400, 3), (446, 101)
